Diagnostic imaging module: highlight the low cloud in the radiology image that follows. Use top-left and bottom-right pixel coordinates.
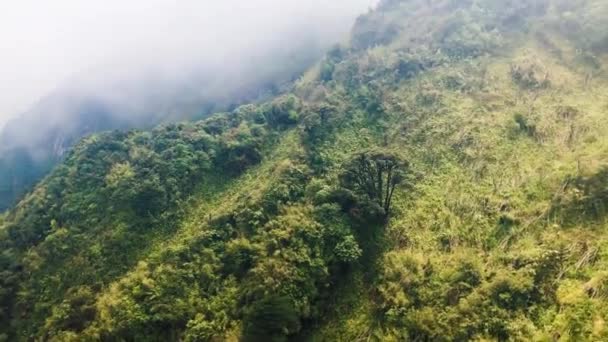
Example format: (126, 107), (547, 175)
(0, 0), (377, 129)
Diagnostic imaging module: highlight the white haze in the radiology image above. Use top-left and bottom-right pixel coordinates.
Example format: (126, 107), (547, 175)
(0, 0), (378, 130)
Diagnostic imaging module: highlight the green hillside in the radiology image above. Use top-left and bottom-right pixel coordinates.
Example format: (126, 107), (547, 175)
(2, 0), (608, 340)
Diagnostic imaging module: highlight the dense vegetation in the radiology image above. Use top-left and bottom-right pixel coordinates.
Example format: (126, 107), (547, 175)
(2, 0), (608, 340)
(0, 36), (324, 212)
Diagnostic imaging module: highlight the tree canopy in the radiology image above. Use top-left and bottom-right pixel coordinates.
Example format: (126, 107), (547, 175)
(340, 150), (409, 218)
(2, 0), (608, 340)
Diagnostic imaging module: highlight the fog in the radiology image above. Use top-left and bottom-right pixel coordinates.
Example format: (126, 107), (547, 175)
(0, 0), (378, 130)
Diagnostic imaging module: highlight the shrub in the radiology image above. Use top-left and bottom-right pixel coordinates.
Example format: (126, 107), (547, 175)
(513, 113), (538, 138)
(241, 296), (300, 342)
(510, 57), (550, 89)
(262, 95), (302, 128)
(334, 235), (363, 263)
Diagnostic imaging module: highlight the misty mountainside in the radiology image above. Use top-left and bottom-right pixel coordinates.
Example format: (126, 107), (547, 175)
(2, 0), (608, 340)
(0, 34), (324, 212)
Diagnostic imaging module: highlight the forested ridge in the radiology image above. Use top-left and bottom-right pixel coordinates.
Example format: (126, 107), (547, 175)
(0, 38), (320, 213)
(2, 0), (608, 340)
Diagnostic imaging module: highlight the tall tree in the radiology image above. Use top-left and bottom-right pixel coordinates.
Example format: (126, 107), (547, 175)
(340, 150), (408, 217)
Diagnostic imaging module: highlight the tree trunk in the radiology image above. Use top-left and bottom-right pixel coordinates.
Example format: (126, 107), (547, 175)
(384, 166), (393, 214)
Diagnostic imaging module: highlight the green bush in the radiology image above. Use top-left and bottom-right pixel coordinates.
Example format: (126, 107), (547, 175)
(242, 296), (300, 342)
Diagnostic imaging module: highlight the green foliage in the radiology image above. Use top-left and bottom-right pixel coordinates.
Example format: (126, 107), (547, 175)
(3, 0), (608, 340)
(514, 112), (538, 137)
(376, 250), (564, 340)
(242, 295), (299, 342)
(43, 286), (96, 336)
(433, 10), (502, 59)
(222, 238), (260, 278)
(510, 56), (551, 89)
(334, 235), (362, 263)
(0, 103), (289, 339)
(550, 168), (608, 225)
(261, 95), (302, 128)
(339, 149), (410, 218)
(217, 122), (265, 175)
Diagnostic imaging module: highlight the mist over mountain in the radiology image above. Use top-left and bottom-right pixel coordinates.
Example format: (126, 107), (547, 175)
(1, 29), (324, 154)
(2, 0), (608, 341)
(0, 0), (377, 211)
(0, 0), (378, 127)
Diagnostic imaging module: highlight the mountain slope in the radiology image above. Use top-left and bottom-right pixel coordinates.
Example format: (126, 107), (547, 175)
(2, 0), (608, 340)
(0, 34), (324, 212)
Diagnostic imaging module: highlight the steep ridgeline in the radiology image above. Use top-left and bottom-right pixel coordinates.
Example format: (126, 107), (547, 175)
(2, 0), (608, 340)
(0, 35), (323, 212)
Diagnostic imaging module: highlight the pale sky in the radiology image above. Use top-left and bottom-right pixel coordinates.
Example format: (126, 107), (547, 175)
(0, 0), (378, 129)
